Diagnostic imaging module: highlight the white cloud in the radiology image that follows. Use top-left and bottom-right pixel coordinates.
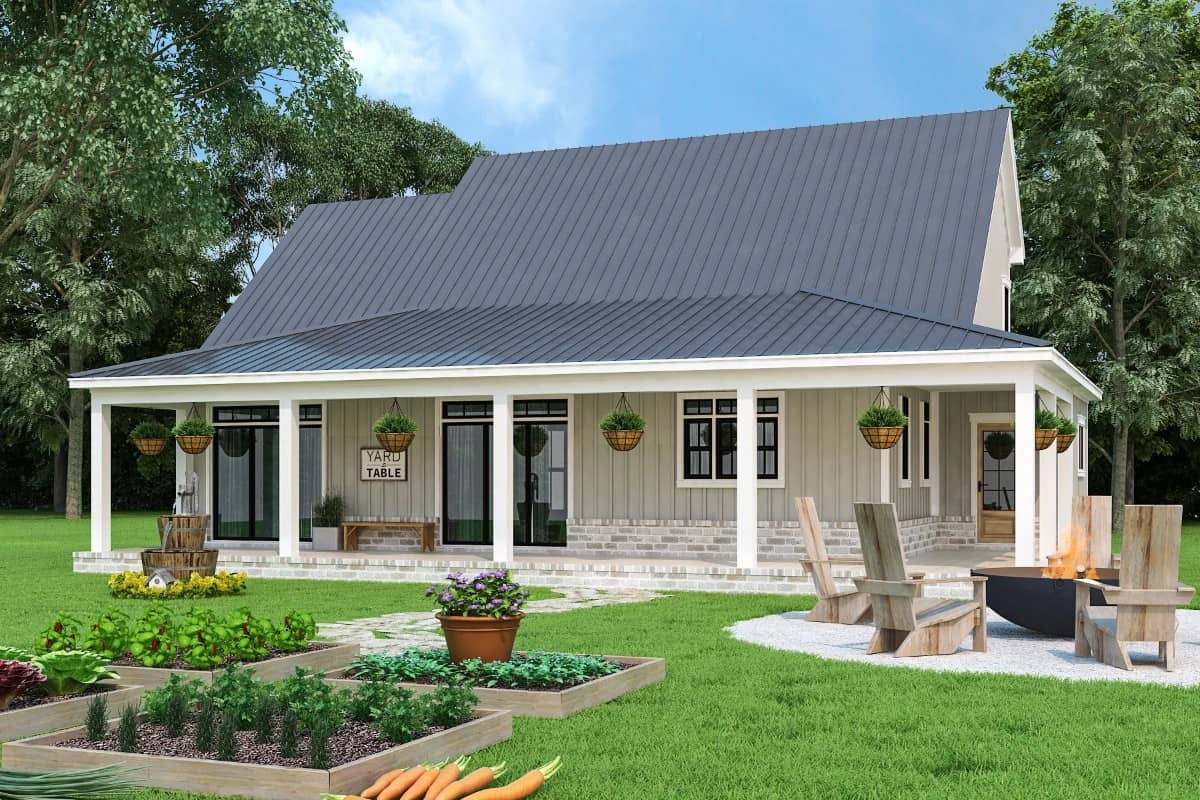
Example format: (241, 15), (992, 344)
(344, 0), (602, 149)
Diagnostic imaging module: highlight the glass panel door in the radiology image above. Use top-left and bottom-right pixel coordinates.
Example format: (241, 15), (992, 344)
(214, 425), (317, 542)
(977, 425), (1016, 543)
(215, 428), (252, 539)
(514, 422), (567, 546)
(443, 422), (492, 544)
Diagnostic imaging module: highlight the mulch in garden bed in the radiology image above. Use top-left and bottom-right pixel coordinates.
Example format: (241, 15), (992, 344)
(110, 641), (335, 671)
(3, 684), (116, 712)
(57, 715), (449, 769)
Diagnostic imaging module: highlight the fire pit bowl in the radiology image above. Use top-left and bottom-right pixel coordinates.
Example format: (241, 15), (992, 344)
(970, 566), (1119, 638)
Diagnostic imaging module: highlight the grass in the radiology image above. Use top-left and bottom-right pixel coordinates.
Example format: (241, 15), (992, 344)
(3, 513), (1200, 798)
(0, 511), (557, 647)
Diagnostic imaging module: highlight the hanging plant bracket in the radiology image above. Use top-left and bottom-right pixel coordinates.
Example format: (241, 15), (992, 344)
(857, 386), (907, 450)
(373, 398), (418, 453)
(600, 392), (645, 452)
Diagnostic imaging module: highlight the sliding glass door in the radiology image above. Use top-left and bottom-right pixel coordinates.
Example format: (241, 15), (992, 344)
(443, 422), (492, 545)
(514, 422), (567, 546)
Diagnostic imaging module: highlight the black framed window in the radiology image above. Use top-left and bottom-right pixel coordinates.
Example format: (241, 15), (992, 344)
(1003, 284), (1012, 331)
(900, 395), (911, 483)
(443, 401), (493, 419)
(514, 399), (567, 418)
(681, 396), (780, 481)
(921, 401), (931, 482)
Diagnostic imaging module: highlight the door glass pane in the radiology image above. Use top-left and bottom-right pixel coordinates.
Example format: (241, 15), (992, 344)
(444, 423), (491, 544)
(215, 428), (252, 539)
(981, 431), (1016, 511)
(514, 423), (567, 546)
(255, 428), (279, 540)
(299, 427), (321, 542)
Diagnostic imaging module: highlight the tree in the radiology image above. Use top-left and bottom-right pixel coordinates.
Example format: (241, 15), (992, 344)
(987, 0), (1200, 532)
(0, 1), (357, 518)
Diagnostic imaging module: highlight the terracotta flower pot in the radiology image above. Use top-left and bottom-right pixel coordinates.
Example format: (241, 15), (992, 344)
(859, 425), (904, 450)
(132, 437), (169, 457)
(436, 613), (524, 663)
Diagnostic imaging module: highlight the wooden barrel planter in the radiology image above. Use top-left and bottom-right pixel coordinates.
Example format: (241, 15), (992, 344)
(132, 438), (169, 457)
(376, 432), (415, 453)
(156, 515), (209, 550)
(602, 429), (643, 452)
(140, 549), (219, 581)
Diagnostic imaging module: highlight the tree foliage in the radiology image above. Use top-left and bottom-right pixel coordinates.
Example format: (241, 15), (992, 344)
(987, 0), (1200, 528)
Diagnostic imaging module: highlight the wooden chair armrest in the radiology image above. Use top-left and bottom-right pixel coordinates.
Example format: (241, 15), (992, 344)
(915, 576), (988, 585)
(853, 578), (922, 597)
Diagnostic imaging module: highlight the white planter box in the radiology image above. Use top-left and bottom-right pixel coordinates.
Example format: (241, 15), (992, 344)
(311, 526), (341, 551)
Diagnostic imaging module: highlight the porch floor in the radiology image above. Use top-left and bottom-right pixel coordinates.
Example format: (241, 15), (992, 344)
(74, 545), (1015, 596)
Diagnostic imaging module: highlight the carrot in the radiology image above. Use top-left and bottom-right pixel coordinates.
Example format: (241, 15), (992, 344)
(460, 758), (561, 800)
(377, 767), (426, 800)
(400, 767), (440, 800)
(424, 757), (468, 799)
(362, 769), (411, 798)
(430, 764), (507, 800)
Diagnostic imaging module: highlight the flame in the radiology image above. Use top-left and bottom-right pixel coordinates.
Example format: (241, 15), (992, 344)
(1043, 525), (1098, 579)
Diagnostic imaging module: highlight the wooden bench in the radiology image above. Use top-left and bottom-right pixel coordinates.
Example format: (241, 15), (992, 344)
(341, 520), (436, 552)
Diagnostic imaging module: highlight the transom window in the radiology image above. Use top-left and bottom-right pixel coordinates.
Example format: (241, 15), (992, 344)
(442, 400), (568, 420)
(679, 395), (781, 483)
(212, 405), (321, 424)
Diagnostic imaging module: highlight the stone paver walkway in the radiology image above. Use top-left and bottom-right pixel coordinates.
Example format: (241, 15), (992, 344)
(319, 587), (664, 653)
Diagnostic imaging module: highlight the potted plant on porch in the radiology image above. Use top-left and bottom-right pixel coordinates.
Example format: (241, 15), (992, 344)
(171, 417), (215, 455)
(373, 400), (418, 453)
(1055, 415), (1078, 453)
(856, 404), (908, 449)
(130, 420), (171, 457)
(600, 393), (645, 452)
(427, 570), (531, 663)
(311, 494), (344, 551)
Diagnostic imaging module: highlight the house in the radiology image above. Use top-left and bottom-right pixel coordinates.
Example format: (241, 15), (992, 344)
(72, 109), (1100, 589)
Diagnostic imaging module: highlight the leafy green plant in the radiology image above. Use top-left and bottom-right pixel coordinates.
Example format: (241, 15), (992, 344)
(253, 693), (275, 744)
(348, 649), (621, 690)
(37, 610), (82, 653)
(344, 679), (411, 723)
(373, 412), (418, 434)
(84, 694), (108, 741)
(426, 570), (530, 618)
(856, 405), (908, 428)
(32, 650), (119, 696)
(210, 664), (263, 730)
(1035, 408), (1060, 430)
(417, 685), (477, 728)
(177, 607), (230, 669)
(143, 675), (204, 726)
(129, 420), (171, 441)
(0, 659), (45, 709)
(274, 667), (343, 728)
(82, 607), (131, 659)
(223, 608), (274, 662)
(312, 495), (344, 528)
(278, 707), (299, 758)
(271, 610), (316, 653)
(216, 711), (238, 762)
(194, 696), (216, 752)
(0, 645), (34, 663)
(599, 408), (646, 432)
(117, 703), (139, 753)
(171, 417), (215, 437)
(1056, 415), (1078, 436)
(129, 604), (177, 667)
(375, 694), (425, 743)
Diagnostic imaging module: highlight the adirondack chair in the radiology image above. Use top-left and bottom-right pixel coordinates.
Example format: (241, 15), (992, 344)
(851, 502), (988, 657)
(1075, 505), (1194, 671)
(1047, 496), (1113, 572)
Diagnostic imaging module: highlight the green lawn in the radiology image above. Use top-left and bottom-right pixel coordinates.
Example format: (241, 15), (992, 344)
(3, 513), (1200, 799)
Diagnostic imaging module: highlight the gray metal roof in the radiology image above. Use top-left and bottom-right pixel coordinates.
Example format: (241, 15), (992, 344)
(205, 109), (1012, 349)
(79, 286), (1045, 379)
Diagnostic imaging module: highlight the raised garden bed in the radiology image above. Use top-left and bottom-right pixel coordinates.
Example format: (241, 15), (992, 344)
(111, 642), (359, 688)
(0, 685), (142, 742)
(330, 653), (665, 719)
(1, 709), (511, 800)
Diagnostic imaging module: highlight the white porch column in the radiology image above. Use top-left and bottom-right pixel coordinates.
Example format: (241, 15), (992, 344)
(89, 399), (112, 552)
(1037, 390), (1059, 562)
(174, 406), (188, 512)
(278, 398), (301, 557)
(736, 385), (758, 569)
(492, 393), (514, 564)
(1014, 380), (1037, 565)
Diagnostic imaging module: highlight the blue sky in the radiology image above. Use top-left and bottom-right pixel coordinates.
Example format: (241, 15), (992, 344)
(336, 0), (1063, 155)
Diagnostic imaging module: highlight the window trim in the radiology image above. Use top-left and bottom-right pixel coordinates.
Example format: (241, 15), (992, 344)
(898, 394), (912, 488)
(919, 399), (932, 487)
(1076, 414), (1088, 477)
(675, 392), (785, 489)
(1002, 275), (1012, 332)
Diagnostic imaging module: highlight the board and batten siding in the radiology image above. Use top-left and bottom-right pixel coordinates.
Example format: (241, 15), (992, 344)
(324, 398), (437, 520)
(573, 389), (882, 524)
(888, 388), (931, 521)
(938, 389), (1015, 519)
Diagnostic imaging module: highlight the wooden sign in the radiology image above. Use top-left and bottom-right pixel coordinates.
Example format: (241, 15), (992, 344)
(360, 448), (407, 481)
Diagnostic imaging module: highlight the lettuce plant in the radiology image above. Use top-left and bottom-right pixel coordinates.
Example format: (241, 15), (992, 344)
(0, 645), (34, 663)
(32, 650), (118, 696)
(0, 659), (46, 709)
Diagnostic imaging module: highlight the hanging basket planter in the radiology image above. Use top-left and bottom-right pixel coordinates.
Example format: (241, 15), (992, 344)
(171, 407), (214, 455)
(1033, 408), (1059, 452)
(1054, 416), (1077, 453)
(515, 424), (549, 458)
(857, 388), (908, 450)
(1055, 432), (1077, 453)
(374, 399), (418, 453)
(984, 431), (1015, 461)
(129, 420), (171, 457)
(600, 393), (645, 452)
